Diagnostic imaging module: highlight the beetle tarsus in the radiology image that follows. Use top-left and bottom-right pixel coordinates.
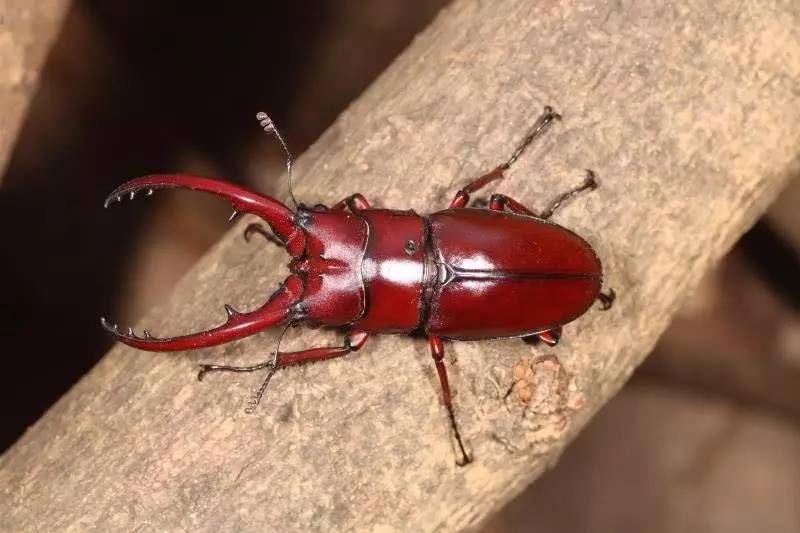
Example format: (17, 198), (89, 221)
(429, 336), (472, 467)
(539, 169), (599, 220)
(448, 404), (472, 466)
(245, 364), (279, 414)
(583, 169), (598, 190)
(500, 105), (562, 171)
(597, 288), (616, 310)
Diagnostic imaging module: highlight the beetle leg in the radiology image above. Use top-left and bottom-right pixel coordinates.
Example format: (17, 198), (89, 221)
(536, 326), (563, 346)
(489, 170), (597, 220)
(488, 194), (536, 216)
(538, 170), (598, 220)
(499, 105), (562, 171)
(449, 106), (561, 209)
(597, 288), (616, 310)
(449, 167), (504, 208)
(332, 193), (371, 212)
(429, 336), (472, 466)
(243, 223), (285, 246)
(198, 330), (369, 413)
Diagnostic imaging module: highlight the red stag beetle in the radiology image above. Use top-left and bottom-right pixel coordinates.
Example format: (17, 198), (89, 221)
(101, 106), (614, 465)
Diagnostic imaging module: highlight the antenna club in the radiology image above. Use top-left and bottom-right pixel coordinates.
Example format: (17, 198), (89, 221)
(256, 111), (275, 133)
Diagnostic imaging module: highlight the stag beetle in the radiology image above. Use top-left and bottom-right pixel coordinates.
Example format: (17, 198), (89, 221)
(102, 106), (614, 465)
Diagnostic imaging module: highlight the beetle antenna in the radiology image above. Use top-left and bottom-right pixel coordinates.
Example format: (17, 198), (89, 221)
(256, 111), (298, 209)
(245, 322), (291, 414)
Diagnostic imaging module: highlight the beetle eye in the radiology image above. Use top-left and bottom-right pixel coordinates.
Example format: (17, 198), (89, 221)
(405, 240), (417, 255)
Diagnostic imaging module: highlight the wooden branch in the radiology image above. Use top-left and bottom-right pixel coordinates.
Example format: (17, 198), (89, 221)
(3, 0), (800, 530)
(0, 0), (70, 179)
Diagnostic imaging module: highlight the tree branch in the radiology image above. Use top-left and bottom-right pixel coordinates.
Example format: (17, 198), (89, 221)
(2, 0), (800, 531)
(0, 0), (70, 179)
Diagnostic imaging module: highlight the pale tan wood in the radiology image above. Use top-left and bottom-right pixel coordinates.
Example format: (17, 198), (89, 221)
(0, 0), (70, 180)
(2, 0), (800, 531)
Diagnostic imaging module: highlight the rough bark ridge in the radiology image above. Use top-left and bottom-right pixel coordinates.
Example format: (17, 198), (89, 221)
(0, 0), (69, 179)
(2, 1), (800, 531)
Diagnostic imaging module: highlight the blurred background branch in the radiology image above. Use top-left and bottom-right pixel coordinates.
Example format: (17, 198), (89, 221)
(0, 0), (69, 178)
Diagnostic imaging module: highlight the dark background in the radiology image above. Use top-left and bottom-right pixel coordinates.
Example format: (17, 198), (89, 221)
(1, 2), (798, 531)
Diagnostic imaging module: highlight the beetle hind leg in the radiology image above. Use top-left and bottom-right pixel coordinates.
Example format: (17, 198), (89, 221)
(597, 288), (616, 310)
(429, 336), (472, 466)
(537, 326), (563, 346)
(521, 326), (563, 346)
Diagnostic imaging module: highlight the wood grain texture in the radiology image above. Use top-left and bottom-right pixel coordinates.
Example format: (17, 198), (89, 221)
(2, 0), (800, 531)
(0, 0), (69, 179)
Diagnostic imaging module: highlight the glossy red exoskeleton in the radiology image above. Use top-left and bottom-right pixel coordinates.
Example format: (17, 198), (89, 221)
(102, 107), (614, 465)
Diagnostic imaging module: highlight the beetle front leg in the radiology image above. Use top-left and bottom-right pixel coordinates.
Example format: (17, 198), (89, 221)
(198, 330), (369, 413)
(332, 193), (370, 212)
(429, 336), (472, 466)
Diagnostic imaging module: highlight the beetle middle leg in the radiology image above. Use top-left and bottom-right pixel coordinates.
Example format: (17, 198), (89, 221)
(429, 336), (472, 466)
(449, 105), (561, 209)
(332, 193), (371, 212)
(198, 330), (369, 413)
(488, 169), (597, 220)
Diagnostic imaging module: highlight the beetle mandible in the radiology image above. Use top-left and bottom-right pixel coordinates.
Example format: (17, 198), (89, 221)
(101, 106), (614, 465)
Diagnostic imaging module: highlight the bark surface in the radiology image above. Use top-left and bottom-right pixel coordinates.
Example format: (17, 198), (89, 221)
(0, 0), (69, 179)
(2, 0), (800, 531)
